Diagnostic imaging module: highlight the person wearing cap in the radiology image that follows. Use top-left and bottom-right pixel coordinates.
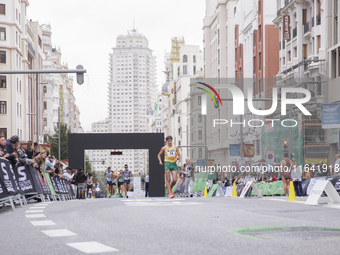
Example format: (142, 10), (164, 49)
(17, 140), (35, 165)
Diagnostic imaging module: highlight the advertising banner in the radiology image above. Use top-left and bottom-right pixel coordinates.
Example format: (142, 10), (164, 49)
(243, 144), (254, 158)
(44, 173), (56, 195)
(322, 104), (340, 129)
(13, 164), (35, 194)
(283, 15), (291, 40)
(0, 168), (9, 199)
(230, 144), (241, 157)
(0, 158), (21, 196)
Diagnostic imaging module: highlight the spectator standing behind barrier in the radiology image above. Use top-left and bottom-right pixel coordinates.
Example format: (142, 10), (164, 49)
(17, 141), (34, 166)
(181, 158), (194, 197)
(335, 154), (340, 171)
(33, 142), (39, 157)
(76, 168), (87, 199)
(26, 140), (34, 159)
(303, 165), (312, 179)
(0, 136), (10, 158)
(145, 174), (149, 197)
(64, 167), (74, 181)
(6, 135), (19, 165)
(244, 173), (251, 183)
(292, 161), (303, 197)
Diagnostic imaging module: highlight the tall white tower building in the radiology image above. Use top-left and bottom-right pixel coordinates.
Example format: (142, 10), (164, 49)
(90, 28), (157, 174)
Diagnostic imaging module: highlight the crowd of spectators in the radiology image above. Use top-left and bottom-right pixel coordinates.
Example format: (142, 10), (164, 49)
(0, 135), (94, 199)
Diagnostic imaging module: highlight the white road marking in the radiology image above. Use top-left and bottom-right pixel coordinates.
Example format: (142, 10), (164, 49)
(29, 207), (46, 209)
(34, 204), (49, 206)
(267, 198), (305, 204)
(25, 214), (46, 218)
(30, 220), (56, 226)
(120, 198), (185, 202)
(67, 242), (118, 253)
(42, 229), (77, 237)
(124, 201), (203, 207)
(26, 210), (44, 213)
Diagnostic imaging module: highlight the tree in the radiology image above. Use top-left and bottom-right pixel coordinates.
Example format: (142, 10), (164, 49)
(85, 155), (97, 180)
(47, 122), (70, 160)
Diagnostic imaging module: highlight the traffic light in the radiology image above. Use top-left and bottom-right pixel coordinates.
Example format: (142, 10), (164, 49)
(76, 65), (84, 85)
(283, 140), (288, 152)
(214, 95), (219, 109)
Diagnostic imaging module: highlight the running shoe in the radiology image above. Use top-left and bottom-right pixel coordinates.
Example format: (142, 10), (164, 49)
(169, 192), (174, 199)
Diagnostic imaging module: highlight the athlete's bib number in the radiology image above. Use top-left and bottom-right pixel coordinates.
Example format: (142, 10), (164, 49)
(167, 149), (175, 157)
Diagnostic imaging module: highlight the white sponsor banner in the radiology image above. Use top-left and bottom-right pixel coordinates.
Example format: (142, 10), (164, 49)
(305, 180), (340, 205)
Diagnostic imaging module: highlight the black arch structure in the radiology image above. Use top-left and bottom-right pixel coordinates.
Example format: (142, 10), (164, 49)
(68, 133), (165, 197)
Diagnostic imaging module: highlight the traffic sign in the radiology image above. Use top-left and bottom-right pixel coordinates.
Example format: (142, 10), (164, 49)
(265, 151), (275, 164)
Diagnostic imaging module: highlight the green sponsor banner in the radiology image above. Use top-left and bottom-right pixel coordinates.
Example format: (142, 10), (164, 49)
(44, 173), (56, 195)
(164, 179), (181, 194)
(193, 172), (209, 192)
(251, 181), (285, 196)
(207, 184), (218, 197)
(271, 181), (285, 195)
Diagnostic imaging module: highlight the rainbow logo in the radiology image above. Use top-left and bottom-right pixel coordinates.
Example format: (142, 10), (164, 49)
(196, 82), (222, 107)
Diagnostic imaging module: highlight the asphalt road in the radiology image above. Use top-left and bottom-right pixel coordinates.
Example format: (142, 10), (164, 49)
(1, 196), (340, 255)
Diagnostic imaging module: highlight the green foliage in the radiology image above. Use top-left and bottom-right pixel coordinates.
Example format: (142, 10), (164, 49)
(85, 155), (97, 180)
(47, 122), (70, 160)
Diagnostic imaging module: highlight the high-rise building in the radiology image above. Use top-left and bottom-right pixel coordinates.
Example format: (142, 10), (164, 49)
(90, 28), (157, 174)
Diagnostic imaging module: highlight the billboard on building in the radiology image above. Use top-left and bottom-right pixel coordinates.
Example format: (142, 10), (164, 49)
(321, 104), (340, 129)
(283, 15), (290, 40)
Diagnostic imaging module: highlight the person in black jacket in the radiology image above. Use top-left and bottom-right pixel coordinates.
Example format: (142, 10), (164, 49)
(75, 168), (87, 199)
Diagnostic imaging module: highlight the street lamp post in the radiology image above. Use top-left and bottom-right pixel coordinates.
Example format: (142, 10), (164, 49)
(0, 67), (86, 142)
(58, 106), (69, 161)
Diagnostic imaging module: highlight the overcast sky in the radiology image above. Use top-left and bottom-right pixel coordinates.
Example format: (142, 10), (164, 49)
(28, 0), (205, 131)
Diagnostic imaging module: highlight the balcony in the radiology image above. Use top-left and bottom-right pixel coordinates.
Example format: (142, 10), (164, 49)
(277, 8), (281, 17)
(293, 27), (297, 38)
(304, 21), (311, 34)
(312, 15), (321, 27)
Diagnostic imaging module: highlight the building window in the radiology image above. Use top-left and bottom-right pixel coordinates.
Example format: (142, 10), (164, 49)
(38, 36), (42, 48)
(0, 4), (5, 15)
(198, 96), (201, 105)
(0, 27), (5, 40)
(0, 128), (7, 137)
(193, 55), (196, 63)
(0, 75), (6, 88)
(183, 65), (187, 75)
(43, 86), (47, 93)
(198, 130), (202, 139)
(193, 65), (196, 75)
(178, 128), (181, 135)
(199, 148), (202, 158)
(183, 55), (187, 63)
(44, 118), (47, 126)
(178, 116), (180, 123)
(198, 114), (202, 123)
(44, 134), (48, 143)
(0, 50), (6, 63)
(0, 101), (7, 114)
(44, 101), (47, 110)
